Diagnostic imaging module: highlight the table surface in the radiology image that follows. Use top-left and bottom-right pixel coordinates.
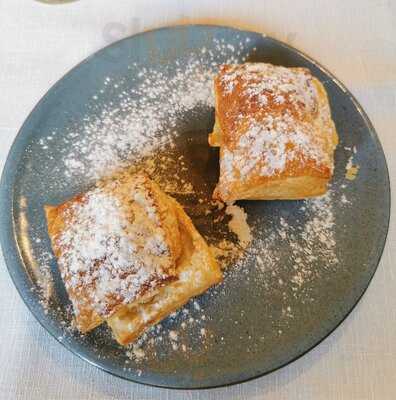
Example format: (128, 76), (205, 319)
(1, 1), (395, 399)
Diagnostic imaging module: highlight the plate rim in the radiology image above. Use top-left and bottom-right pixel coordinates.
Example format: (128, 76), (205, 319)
(0, 24), (391, 389)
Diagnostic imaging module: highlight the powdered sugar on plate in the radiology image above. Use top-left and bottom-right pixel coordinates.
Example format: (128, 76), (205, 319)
(211, 190), (339, 292)
(38, 41), (251, 184)
(63, 64), (213, 181)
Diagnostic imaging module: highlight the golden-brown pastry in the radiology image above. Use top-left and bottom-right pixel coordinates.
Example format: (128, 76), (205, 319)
(107, 197), (221, 345)
(45, 173), (222, 343)
(209, 63), (338, 201)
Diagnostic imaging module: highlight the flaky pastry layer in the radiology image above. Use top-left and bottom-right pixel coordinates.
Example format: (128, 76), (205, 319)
(210, 63), (338, 201)
(107, 198), (222, 345)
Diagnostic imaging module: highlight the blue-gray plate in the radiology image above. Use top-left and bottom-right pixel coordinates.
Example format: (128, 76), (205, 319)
(0, 25), (390, 389)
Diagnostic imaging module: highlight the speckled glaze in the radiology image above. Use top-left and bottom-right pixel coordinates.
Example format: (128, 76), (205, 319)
(0, 25), (390, 389)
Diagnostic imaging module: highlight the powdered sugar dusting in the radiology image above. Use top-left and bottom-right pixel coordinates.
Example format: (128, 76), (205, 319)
(220, 63), (316, 109)
(55, 174), (178, 318)
(63, 64), (214, 181)
(37, 44), (253, 183)
(228, 115), (329, 180)
(217, 63), (336, 186)
(287, 193), (338, 286)
(209, 192), (339, 296)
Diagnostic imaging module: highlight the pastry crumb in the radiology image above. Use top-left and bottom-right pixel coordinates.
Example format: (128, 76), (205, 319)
(225, 204), (252, 248)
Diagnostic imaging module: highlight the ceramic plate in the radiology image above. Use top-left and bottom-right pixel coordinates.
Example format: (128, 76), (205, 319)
(0, 25), (390, 388)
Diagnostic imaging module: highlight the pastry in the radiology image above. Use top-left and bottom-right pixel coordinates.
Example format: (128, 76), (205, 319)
(209, 63), (338, 201)
(45, 173), (222, 344)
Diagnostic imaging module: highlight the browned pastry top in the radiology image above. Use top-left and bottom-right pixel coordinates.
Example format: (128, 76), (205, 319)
(214, 63), (336, 184)
(46, 174), (181, 318)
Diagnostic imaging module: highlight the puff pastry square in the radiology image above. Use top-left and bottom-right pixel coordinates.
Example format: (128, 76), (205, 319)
(45, 173), (222, 344)
(209, 63), (338, 201)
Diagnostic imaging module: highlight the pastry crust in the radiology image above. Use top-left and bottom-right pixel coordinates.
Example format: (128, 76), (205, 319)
(209, 63), (338, 201)
(107, 198), (222, 345)
(45, 199), (104, 332)
(45, 173), (222, 342)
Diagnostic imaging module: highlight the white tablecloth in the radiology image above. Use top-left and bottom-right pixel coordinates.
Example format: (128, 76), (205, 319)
(1, 1), (395, 399)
